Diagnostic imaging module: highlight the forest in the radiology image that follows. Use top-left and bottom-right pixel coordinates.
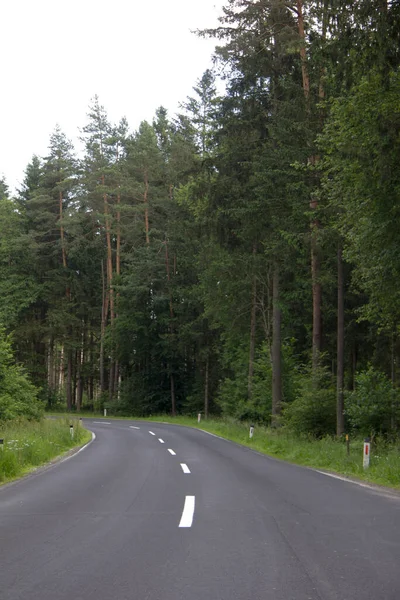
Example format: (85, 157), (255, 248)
(1, 0), (400, 440)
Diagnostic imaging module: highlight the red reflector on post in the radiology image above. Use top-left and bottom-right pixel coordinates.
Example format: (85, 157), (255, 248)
(365, 445), (369, 455)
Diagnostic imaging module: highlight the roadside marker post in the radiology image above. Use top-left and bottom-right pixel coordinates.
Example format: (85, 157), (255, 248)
(70, 424), (74, 440)
(198, 413), (201, 423)
(104, 408), (107, 417)
(0, 439), (3, 451)
(249, 425), (254, 439)
(363, 437), (370, 469)
(346, 433), (350, 456)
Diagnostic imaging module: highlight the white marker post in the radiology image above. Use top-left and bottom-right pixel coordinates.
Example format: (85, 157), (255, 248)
(104, 408), (107, 417)
(70, 424), (74, 440)
(249, 425), (254, 439)
(0, 439), (3, 451)
(363, 437), (371, 469)
(198, 413), (201, 423)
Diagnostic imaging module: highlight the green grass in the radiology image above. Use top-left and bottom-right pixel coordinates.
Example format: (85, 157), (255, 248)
(47, 411), (400, 489)
(0, 418), (91, 485)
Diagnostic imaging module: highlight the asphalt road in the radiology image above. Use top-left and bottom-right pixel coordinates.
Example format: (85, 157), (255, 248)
(1, 419), (400, 600)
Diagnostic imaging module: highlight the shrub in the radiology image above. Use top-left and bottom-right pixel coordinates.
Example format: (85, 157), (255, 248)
(283, 363), (336, 437)
(0, 327), (42, 421)
(345, 367), (400, 436)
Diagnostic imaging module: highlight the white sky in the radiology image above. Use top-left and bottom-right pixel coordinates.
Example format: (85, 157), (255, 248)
(1, 0), (225, 193)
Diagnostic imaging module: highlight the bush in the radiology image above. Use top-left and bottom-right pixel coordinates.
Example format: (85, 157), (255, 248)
(345, 367), (400, 436)
(218, 341), (299, 424)
(283, 363), (336, 437)
(0, 327), (42, 421)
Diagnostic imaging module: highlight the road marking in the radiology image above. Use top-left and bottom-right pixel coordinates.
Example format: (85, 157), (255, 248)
(180, 463), (190, 474)
(158, 438), (165, 444)
(129, 426), (140, 430)
(168, 449), (176, 455)
(149, 431), (155, 435)
(93, 421), (111, 425)
(179, 495), (195, 527)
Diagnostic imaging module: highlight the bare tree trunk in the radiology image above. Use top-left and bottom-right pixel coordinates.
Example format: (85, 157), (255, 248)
(248, 274), (257, 400)
(47, 337), (54, 393)
(337, 246), (345, 436)
(66, 349), (73, 411)
(271, 266), (282, 422)
(204, 355), (209, 418)
(76, 355), (83, 413)
(59, 344), (64, 389)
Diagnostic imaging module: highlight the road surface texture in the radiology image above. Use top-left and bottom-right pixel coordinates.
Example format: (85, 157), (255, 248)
(1, 419), (400, 600)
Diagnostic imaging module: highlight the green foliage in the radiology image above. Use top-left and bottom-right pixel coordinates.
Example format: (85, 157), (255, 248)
(2, 2), (400, 448)
(0, 198), (39, 329)
(284, 363), (336, 437)
(321, 70), (400, 330)
(345, 367), (400, 436)
(0, 328), (42, 421)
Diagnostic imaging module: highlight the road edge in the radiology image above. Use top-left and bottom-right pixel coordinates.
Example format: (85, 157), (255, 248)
(0, 429), (96, 492)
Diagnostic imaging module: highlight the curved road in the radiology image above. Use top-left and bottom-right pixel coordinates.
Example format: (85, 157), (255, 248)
(1, 419), (400, 599)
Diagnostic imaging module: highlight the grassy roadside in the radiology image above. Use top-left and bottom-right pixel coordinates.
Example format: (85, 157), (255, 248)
(151, 416), (400, 489)
(48, 411), (400, 489)
(0, 418), (91, 485)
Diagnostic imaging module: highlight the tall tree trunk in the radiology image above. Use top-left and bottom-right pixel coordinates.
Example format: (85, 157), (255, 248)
(59, 344), (64, 389)
(66, 349), (73, 411)
(114, 360), (119, 397)
(297, 0), (310, 99)
(248, 274), (257, 400)
(116, 146), (121, 278)
(59, 190), (67, 269)
(296, 0), (323, 369)
(352, 345), (357, 390)
(337, 246), (345, 436)
(144, 171), (150, 245)
(103, 186), (114, 323)
(165, 239), (176, 416)
(311, 216), (322, 369)
(204, 354), (209, 418)
(47, 337), (54, 393)
(170, 372), (176, 417)
(100, 260), (109, 393)
(271, 266), (282, 422)
(109, 363), (114, 403)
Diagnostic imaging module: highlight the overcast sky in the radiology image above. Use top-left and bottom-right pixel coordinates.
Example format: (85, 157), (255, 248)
(1, 0), (225, 193)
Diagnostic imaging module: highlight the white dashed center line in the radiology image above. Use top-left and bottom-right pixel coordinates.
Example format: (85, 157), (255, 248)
(158, 438), (165, 444)
(179, 495), (195, 528)
(149, 431), (155, 435)
(180, 463), (191, 474)
(168, 449), (176, 455)
(93, 421), (111, 425)
(129, 426), (140, 430)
